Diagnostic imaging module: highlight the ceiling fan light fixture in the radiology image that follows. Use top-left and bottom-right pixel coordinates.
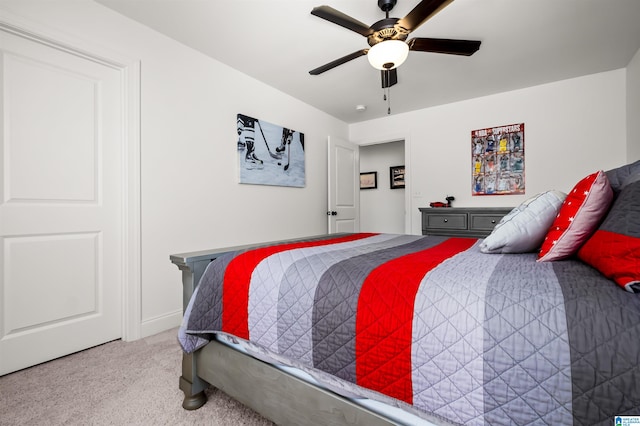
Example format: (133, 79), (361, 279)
(367, 40), (409, 70)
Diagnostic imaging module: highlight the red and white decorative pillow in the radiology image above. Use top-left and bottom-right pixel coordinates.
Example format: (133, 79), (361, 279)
(538, 170), (613, 262)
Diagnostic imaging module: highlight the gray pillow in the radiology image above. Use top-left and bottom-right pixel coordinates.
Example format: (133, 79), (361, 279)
(622, 171), (640, 187)
(605, 160), (640, 195)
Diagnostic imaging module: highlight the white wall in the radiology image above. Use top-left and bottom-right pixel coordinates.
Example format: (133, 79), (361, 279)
(627, 47), (640, 162)
(360, 141), (405, 233)
(0, 0), (348, 336)
(350, 69), (628, 235)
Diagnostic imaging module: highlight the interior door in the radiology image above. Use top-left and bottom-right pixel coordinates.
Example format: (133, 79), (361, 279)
(0, 29), (123, 374)
(327, 136), (359, 233)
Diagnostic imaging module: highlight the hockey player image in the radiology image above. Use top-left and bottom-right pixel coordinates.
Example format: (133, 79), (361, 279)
(276, 127), (294, 154)
(237, 113), (306, 188)
(237, 113), (263, 169)
(237, 115), (246, 151)
(276, 127), (295, 171)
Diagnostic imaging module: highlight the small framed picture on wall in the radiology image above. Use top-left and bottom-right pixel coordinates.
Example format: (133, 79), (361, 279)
(360, 171), (377, 189)
(390, 166), (405, 189)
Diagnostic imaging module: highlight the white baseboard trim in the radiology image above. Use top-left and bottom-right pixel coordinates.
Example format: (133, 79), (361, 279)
(140, 310), (182, 338)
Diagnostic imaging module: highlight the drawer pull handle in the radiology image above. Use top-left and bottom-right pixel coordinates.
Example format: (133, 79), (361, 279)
(443, 218), (448, 223)
(491, 220), (496, 224)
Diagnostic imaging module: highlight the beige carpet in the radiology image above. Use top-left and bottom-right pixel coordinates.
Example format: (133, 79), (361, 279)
(0, 328), (274, 425)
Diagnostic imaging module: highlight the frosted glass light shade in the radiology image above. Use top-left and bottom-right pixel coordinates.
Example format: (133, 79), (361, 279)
(367, 40), (409, 70)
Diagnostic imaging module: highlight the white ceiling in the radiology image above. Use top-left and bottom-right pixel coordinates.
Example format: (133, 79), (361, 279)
(96, 0), (640, 123)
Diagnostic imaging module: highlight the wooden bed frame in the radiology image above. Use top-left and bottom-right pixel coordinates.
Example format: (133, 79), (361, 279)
(171, 238), (425, 426)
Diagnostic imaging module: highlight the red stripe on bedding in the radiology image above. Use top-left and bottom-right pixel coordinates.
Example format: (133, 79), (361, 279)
(222, 233), (378, 339)
(355, 237), (477, 404)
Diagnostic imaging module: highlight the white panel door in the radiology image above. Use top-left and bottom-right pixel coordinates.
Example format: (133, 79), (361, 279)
(0, 29), (123, 375)
(327, 136), (359, 233)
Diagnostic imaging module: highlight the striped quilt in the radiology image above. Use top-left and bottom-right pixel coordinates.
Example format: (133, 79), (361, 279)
(179, 233), (640, 425)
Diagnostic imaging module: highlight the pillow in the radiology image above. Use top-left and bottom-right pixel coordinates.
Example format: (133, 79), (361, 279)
(480, 190), (566, 254)
(538, 170), (613, 262)
(605, 159), (640, 196)
(622, 171), (640, 187)
(577, 179), (640, 292)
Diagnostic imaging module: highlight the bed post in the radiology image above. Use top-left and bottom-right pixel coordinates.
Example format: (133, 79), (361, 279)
(171, 252), (219, 410)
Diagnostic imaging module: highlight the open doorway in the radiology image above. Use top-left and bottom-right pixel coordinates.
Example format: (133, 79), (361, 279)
(359, 140), (405, 233)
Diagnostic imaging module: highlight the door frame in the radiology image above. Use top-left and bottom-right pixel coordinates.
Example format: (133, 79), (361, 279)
(354, 132), (412, 234)
(0, 14), (142, 341)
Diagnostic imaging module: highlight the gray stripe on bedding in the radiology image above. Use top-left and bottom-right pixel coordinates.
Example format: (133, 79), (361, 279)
(483, 254), (572, 425)
(312, 235), (449, 383)
(186, 251), (237, 333)
(248, 234), (401, 351)
(412, 242), (502, 425)
(552, 260), (640, 425)
(276, 234), (426, 364)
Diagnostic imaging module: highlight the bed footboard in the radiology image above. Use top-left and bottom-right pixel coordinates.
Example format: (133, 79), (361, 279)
(171, 248), (233, 410)
(171, 241), (298, 410)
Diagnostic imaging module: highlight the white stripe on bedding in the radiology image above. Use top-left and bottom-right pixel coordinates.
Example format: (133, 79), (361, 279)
(412, 241), (502, 424)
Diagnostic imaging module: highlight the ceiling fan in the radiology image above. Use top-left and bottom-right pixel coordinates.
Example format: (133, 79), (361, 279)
(309, 0), (481, 89)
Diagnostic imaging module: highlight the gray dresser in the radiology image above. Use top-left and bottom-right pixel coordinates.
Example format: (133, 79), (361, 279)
(419, 207), (513, 238)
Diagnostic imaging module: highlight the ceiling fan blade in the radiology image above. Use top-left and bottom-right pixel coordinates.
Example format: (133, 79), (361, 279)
(309, 49), (369, 75)
(408, 37), (481, 56)
(381, 68), (398, 88)
(397, 0), (453, 33)
(311, 6), (373, 37)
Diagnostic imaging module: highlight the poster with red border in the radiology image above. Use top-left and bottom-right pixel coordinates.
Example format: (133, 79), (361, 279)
(472, 123), (524, 196)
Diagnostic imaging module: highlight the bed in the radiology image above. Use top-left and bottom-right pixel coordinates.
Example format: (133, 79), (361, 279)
(171, 162), (640, 425)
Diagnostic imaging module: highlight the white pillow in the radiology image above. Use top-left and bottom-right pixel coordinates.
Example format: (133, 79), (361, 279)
(479, 190), (567, 254)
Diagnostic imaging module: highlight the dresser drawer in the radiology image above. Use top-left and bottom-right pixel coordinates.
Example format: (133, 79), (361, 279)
(469, 214), (503, 231)
(425, 213), (466, 230)
(419, 207), (512, 238)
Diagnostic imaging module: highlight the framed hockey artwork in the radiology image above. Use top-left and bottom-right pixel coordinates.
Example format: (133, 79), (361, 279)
(471, 123), (524, 196)
(237, 113), (305, 187)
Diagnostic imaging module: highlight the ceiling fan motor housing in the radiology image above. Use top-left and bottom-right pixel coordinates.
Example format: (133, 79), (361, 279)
(368, 19), (408, 46)
(378, 0), (397, 12)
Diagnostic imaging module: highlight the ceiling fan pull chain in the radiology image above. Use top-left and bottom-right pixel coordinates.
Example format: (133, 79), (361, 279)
(387, 87), (391, 114)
